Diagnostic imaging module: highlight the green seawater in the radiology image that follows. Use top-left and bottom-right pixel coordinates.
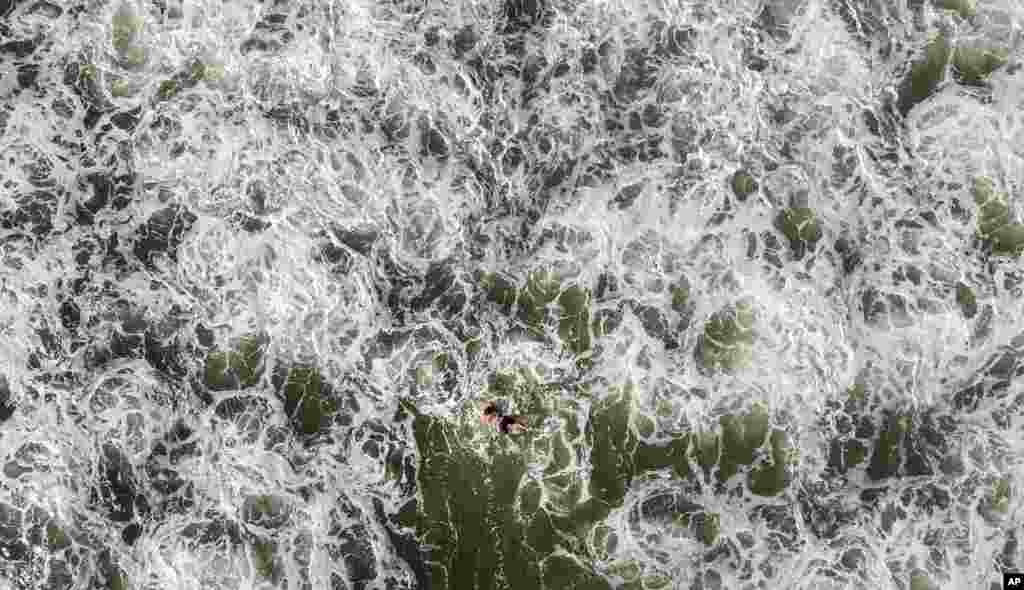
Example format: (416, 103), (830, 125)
(0, 0), (1022, 589)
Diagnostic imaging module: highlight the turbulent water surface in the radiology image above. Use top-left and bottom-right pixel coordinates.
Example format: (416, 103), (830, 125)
(1, 0), (1023, 588)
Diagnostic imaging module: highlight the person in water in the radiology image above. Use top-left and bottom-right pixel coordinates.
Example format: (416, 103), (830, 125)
(479, 401), (529, 434)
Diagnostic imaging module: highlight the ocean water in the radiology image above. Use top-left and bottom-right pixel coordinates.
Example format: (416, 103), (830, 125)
(1, 0), (1023, 588)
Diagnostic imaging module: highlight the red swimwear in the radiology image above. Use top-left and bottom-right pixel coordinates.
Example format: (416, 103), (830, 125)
(498, 415), (516, 434)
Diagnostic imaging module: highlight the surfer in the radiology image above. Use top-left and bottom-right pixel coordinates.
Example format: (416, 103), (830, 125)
(479, 401), (529, 435)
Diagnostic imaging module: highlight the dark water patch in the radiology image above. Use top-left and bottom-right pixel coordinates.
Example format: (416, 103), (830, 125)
(74, 172), (134, 224)
(181, 517), (243, 547)
(466, 55), (502, 102)
(145, 112), (183, 145)
(261, 102), (313, 134)
(16, 63), (39, 89)
(43, 555), (74, 589)
(408, 261), (465, 316)
(742, 36), (770, 72)
(326, 500), (386, 590)
(613, 47), (658, 105)
(450, 24), (477, 60)
(241, 495), (291, 532)
(634, 492), (704, 528)
(92, 548), (130, 590)
(378, 99), (412, 144)
(272, 365), (361, 440)
(0, 376), (14, 423)
(953, 347), (1024, 412)
(204, 335), (265, 392)
(120, 522), (141, 546)
(696, 299), (756, 374)
(614, 135), (666, 165)
(520, 54), (551, 105)
(239, 33), (284, 55)
(93, 443), (150, 523)
(405, 333), (462, 397)
(832, 235), (863, 275)
(542, 554), (611, 590)
(632, 303), (678, 350)
(1, 190), (59, 236)
(670, 276), (694, 331)
(110, 106), (142, 133)
(539, 155), (577, 192)
(900, 482), (951, 516)
(750, 504), (800, 553)
(30, 322), (67, 362)
(63, 59), (113, 127)
(230, 181), (272, 232)
(866, 409), (946, 481)
(501, 141), (525, 176)
(425, 266), (470, 318)
(413, 51), (436, 76)
(210, 392), (252, 420)
(0, 502), (29, 564)
(253, 11), (289, 32)
(588, 389), (638, 507)
(668, 111), (707, 163)
(371, 255), (421, 327)
(58, 298), (80, 331)
(594, 272), (619, 303)
(650, 20), (695, 59)
(755, 2), (793, 42)
(775, 207), (824, 260)
(503, 0), (549, 33)
(89, 310), (192, 379)
(998, 530), (1019, 572)
(859, 287), (910, 328)
(419, 121), (449, 161)
(156, 59), (221, 103)
(142, 329), (189, 379)
(477, 269), (597, 355)
(833, 0), (896, 52)
(862, 104), (901, 148)
(378, 497), (429, 588)
(0, 34), (41, 58)
(361, 328), (415, 371)
(329, 573), (348, 590)
(0, 0), (19, 18)
(314, 237), (354, 276)
(797, 481), (860, 540)
(327, 224), (380, 258)
(896, 33), (951, 117)
(145, 420), (200, 501)
(731, 170), (759, 202)
(610, 183), (643, 213)
(230, 210), (272, 233)
(338, 524), (377, 590)
(827, 432), (870, 476)
(131, 205), (197, 268)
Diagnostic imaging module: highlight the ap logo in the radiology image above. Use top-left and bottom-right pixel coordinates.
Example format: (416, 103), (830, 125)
(1006, 573), (1024, 589)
